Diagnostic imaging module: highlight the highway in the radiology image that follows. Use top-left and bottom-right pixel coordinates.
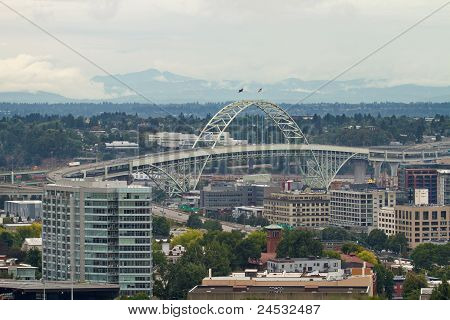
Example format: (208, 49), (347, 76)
(152, 204), (258, 233)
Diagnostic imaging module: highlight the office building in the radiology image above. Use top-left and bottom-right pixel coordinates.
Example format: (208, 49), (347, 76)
(397, 164), (450, 204)
(42, 180), (152, 296)
(437, 169), (450, 205)
(330, 188), (396, 231)
(263, 191), (330, 228)
(394, 204), (450, 248)
(200, 183), (280, 212)
(5, 200), (42, 220)
(378, 207), (396, 236)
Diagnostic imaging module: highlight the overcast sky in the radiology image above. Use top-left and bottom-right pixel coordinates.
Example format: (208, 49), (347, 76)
(0, 0), (449, 99)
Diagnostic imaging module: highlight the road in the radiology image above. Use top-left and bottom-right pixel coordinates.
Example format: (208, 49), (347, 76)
(152, 205), (258, 233)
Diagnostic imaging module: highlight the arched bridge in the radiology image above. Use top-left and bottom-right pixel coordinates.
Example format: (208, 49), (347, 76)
(48, 100), (450, 196)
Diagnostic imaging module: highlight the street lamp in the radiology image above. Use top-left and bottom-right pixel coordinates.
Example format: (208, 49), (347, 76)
(41, 278), (46, 300)
(67, 264), (74, 300)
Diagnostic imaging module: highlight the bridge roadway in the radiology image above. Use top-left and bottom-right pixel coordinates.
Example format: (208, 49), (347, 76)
(47, 143), (450, 186)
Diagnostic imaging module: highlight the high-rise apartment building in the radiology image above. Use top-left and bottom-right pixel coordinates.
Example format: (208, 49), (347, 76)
(42, 180), (152, 297)
(263, 191), (330, 228)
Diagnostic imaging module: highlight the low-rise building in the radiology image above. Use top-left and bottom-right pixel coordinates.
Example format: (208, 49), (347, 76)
(188, 269), (374, 300)
(21, 238), (42, 252)
(166, 245), (186, 264)
(233, 206), (264, 219)
(267, 257), (341, 273)
(105, 141), (138, 150)
(263, 191), (330, 228)
(161, 241), (186, 264)
(0, 257), (36, 280)
(146, 131), (247, 149)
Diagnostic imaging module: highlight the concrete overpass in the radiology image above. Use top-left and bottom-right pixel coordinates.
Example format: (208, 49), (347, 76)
(46, 100), (450, 196)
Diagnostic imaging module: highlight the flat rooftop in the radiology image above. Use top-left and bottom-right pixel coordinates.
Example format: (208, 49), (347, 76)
(190, 285), (369, 294)
(0, 280), (119, 291)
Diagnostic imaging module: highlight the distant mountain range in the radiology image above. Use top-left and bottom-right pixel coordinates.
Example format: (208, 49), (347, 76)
(1, 68), (450, 103)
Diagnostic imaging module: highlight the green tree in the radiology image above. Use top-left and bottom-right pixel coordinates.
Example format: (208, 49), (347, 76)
(25, 248), (42, 279)
(203, 220), (222, 232)
(322, 250), (341, 260)
(203, 241), (231, 276)
(171, 229), (203, 248)
(152, 216), (170, 237)
(186, 214), (203, 229)
(403, 272), (427, 300)
(341, 242), (363, 254)
(167, 262), (206, 300)
(320, 227), (350, 241)
(234, 238), (262, 269)
(430, 276), (449, 300)
(411, 243), (450, 270)
(117, 292), (151, 300)
(276, 230), (322, 258)
(387, 233), (408, 254)
(367, 229), (388, 251)
(246, 230), (267, 252)
(0, 231), (14, 250)
(374, 264), (394, 299)
(356, 250), (378, 265)
(201, 230), (244, 251)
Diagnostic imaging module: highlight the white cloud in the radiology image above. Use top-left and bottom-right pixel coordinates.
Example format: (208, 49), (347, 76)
(0, 0), (449, 99)
(0, 54), (111, 99)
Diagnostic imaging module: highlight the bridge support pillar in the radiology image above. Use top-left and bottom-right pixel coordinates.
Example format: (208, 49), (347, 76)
(219, 160), (227, 174)
(353, 160), (367, 184)
(104, 166), (108, 179)
(389, 162), (400, 187)
(83, 171), (87, 179)
(371, 161), (382, 182)
(285, 155), (290, 175)
(248, 159), (254, 174)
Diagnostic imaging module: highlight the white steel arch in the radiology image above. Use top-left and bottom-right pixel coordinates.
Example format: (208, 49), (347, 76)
(190, 100), (326, 188)
(192, 100), (309, 148)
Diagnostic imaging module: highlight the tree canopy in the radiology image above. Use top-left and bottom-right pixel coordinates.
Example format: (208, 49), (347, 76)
(152, 216), (170, 237)
(276, 230), (323, 258)
(403, 272), (427, 300)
